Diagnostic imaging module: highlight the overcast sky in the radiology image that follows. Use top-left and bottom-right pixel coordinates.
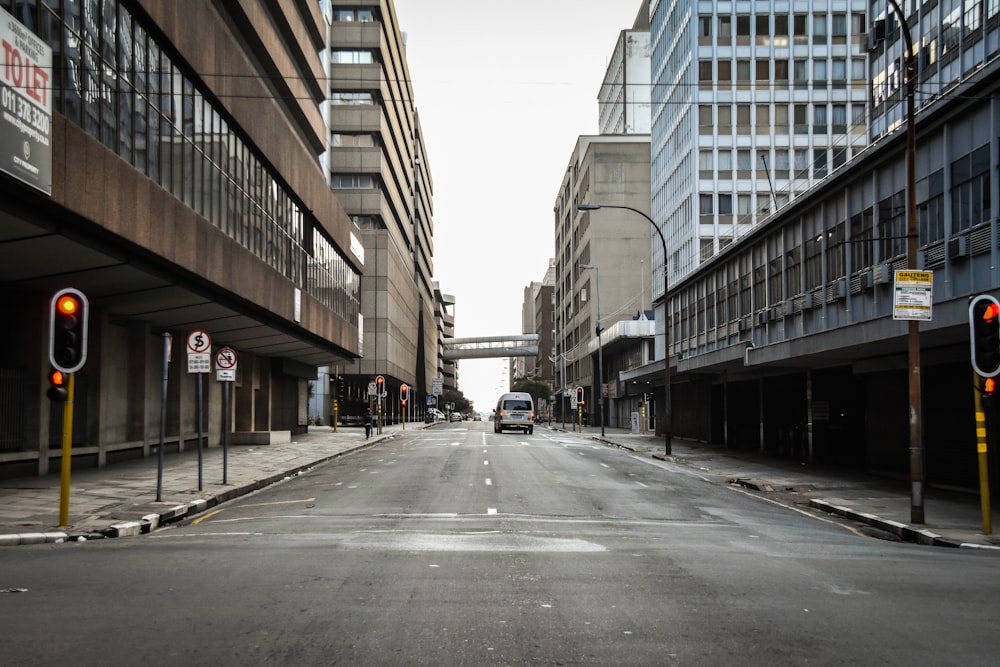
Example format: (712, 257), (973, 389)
(393, 0), (644, 412)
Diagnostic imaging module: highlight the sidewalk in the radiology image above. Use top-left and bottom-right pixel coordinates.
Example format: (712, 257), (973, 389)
(2, 421), (998, 551)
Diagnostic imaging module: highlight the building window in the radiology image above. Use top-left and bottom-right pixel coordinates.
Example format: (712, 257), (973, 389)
(832, 104), (847, 134)
(737, 60), (751, 87)
(814, 59), (828, 86)
(878, 192), (907, 260)
(698, 15), (712, 38)
(918, 170), (945, 244)
(774, 149), (790, 178)
(699, 149), (714, 175)
(333, 9), (374, 22)
(832, 14), (848, 43)
(794, 149), (809, 180)
(814, 149), (828, 178)
(737, 149), (752, 174)
(329, 50), (374, 64)
(330, 91), (375, 105)
(814, 15), (828, 42)
(774, 59), (789, 84)
(718, 105), (732, 133)
(755, 104), (770, 133)
(698, 105), (713, 134)
(718, 15), (732, 43)
(331, 133), (375, 147)
(737, 104), (751, 134)
(756, 15), (770, 45)
(699, 193), (714, 215)
(719, 193), (733, 215)
(718, 149), (732, 173)
(772, 104), (788, 134)
(951, 145), (991, 231)
(718, 60), (732, 84)
(793, 14), (808, 44)
(794, 104), (809, 134)
(331, 174), (375, 189)
(794, 59), (809, 89)
(755, 59), (769, 81)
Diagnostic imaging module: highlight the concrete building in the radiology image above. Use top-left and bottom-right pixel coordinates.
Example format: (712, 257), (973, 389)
(0, 1), (362, 477)
(622, 0), (1000, 491)
(321, 1), (439, 424)
(598, 1), (652, 135)
(515, 282), (541, 381)
(554, 136), (653, 427)
(650, 0), (871, 290)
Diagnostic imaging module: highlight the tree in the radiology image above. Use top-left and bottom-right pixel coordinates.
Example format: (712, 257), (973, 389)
(511, 378), (552, 406)
(442, 388), (472, 414)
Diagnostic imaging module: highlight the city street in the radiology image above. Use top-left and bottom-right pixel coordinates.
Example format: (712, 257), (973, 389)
(3, 422), (999, 665)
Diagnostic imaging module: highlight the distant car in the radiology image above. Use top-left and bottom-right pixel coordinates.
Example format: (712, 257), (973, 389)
(449, 412), (462, 422)
(425, 408), (446, 423)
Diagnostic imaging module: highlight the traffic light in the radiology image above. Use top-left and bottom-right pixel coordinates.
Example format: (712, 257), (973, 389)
(969, 295), (1000, 377)
(49, 288), (89, 373)
(981, 375), (997, 408)
(375, 375), (384, 393)
(46, 367), (68, 402)
(400, 383), (409, 405)
(576, 386), (585, 406)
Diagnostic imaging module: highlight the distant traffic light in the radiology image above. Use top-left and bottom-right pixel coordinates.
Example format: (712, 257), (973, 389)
(400, 383), (409, 405)
(375, 375), (384, 394)
(576, 386), (585, 406)
(49, 288), (89, 373)
(46, 367), (68, 402)
(969, 295), (1000, 377)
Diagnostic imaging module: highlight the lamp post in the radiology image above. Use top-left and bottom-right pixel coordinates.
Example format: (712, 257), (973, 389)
(580, 264), (605, 437)
(886, 0), (923, 524)
(578, 203), (672, 454)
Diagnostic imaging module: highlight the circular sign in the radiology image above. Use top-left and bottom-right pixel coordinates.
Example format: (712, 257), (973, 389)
(187, 330), (212, 353)
(215, 347), (237, 370)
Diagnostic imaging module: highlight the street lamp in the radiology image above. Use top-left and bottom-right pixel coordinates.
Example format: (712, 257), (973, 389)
(578, 202), (672, 454)
(580, 264), (605, 437)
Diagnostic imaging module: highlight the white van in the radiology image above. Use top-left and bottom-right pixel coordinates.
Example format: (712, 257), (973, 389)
(494, 392), (535, 434)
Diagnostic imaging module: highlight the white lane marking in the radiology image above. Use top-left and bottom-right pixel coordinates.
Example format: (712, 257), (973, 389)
(484, 460), (489, 466)
(487, 507), (498, 515)
(485, 478), (493, 486)
(600, 463), (610, 468)
(635, 481), (649, 488)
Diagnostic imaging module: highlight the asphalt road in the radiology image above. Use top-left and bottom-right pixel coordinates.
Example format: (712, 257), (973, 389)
(3, 423), (999, 665)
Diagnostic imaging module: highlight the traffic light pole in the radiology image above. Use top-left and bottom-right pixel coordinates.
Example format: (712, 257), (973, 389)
(972, 371), (993, 535)
(57, 373), (75, 527)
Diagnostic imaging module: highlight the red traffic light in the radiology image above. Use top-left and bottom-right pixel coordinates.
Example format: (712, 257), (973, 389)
(46, 367), (69, 402)
(56, 294), (80, 316)
(985, 377), (997, 395)
(49, 288), (89, 373)
(400, 383), (409, 404)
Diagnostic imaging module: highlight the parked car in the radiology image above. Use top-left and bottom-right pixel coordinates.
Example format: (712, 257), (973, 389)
(425, 408), (446, 423)
(449, 411), (462, 422)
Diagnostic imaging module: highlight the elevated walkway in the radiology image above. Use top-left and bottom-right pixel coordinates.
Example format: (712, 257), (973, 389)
(442, 334), (538, 360)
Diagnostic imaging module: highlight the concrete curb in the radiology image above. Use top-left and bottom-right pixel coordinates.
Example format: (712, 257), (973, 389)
(808, 499), (1000, 550)
(0, 431), (397, 546)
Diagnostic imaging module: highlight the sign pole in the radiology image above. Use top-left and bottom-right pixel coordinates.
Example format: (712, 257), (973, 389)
(972, 371), (993, 535)
(222, 381), (229, 485)
(196, 373), (203, 491)
(156, 333), (171, 502)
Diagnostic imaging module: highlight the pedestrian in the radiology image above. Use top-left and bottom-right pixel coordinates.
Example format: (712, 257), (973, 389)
(364, 408), (373, 439)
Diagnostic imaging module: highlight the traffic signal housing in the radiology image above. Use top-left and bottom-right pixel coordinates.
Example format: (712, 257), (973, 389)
(49, 288), (89, 373)
(46, 367), (68, 402)
(980, 375), (998, 409)
(576, 386), (585, 406)
(969, 294), (1000, 377)
(400, 383), (409, 405)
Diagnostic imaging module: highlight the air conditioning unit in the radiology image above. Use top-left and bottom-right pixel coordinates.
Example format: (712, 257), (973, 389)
(835, 278), (848, 299)
(874, 263), (892, 284)
(757, 311), (767, 326)
(803, 293), (815, 309)
(948, 236), (970, 260)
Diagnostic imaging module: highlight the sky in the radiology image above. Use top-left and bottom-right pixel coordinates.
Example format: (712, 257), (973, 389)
(393, 0), (643, 412)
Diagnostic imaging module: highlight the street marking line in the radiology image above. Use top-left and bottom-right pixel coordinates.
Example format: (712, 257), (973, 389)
(485, 478), (493, 486)
(191, 509), (224, 525)
(487, 507), (498, 515)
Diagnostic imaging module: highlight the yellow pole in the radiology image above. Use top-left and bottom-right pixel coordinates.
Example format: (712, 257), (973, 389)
(973, 372), (992, 535)
(58, 373), (75, 527)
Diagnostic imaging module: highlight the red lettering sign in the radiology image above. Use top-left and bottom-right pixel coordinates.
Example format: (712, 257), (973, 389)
(2, 38), (49, 108)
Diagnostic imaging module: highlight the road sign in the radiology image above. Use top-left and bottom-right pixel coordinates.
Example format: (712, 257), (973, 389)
(216, 369), (236, 382)
(893, 270), (933, 321)
(187, 330), (212, 353)
(432, 377), (443, 396)
(215, 347), (237, 370)
(368, 380), (377, 396)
